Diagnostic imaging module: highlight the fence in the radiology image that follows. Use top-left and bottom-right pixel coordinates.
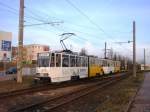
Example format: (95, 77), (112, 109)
(0, 67), (36, 81)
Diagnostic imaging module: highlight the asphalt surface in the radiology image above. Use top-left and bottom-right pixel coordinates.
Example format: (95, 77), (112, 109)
(130, 72), (150, 112)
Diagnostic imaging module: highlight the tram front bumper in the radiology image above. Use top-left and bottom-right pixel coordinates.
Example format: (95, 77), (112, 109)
(34, 74), (51, 83)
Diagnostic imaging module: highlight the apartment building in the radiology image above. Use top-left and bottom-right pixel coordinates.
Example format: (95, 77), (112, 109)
(12, 44), (50, 63)
(25, 44), (49, 62)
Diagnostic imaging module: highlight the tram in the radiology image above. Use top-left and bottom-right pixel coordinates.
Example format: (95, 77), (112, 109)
(36, 52), (88, 82)
(35, 51), (124, 83)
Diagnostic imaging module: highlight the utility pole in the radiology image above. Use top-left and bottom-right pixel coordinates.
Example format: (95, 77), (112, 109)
(104, 42), (107, 59)
(133, 21), (136, 77)
(144, 48), (146, 70)
(17, 0), (24, 83)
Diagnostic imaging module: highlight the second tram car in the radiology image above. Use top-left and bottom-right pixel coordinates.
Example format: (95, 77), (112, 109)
(88, 56), (103, 77)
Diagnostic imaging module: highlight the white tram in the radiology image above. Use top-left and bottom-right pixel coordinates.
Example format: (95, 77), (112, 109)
(36, 52), (88, 82)
(100, 59), (121, 74)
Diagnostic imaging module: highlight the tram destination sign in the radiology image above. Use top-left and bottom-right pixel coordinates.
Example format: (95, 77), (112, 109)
(39, 53), (50, 57)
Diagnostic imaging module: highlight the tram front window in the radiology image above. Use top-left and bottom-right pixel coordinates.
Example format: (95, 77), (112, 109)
(38, 58), (49, 67)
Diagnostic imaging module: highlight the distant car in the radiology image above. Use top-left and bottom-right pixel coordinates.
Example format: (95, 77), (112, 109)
(6, 67), (17, 74)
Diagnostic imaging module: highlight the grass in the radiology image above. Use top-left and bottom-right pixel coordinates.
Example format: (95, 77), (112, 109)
(96, 73), (144, 112)
(0, 75), (36, 93)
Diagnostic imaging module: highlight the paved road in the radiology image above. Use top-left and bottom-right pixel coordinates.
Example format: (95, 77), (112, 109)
(130, 72), (150, 112)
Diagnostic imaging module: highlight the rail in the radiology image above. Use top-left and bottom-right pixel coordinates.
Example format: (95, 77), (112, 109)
(11, 73), (128, 112)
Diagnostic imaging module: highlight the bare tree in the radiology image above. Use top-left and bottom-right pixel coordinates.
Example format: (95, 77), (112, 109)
(108, 48), (113, 59)
(113, 53), (117, 60)
(79, 48), (88, 56)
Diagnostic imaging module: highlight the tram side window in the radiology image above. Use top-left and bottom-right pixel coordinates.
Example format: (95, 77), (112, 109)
(50, 53), (55, 67)
(100, 60), (103, 66)
(90, 58), (95, 65)
(96, 58), (99, 65)
(113, 62), (115, 67)
(81, 57), (83, 67)
(62, 55), (69, 67)
(118, 62), (120, 67)
(70, 56), (76, 67)
(99, 60), (101, 66)
(93, 58), (95, 65)
(85, 57), (88, 67)
(101, 60), (104, 67)
(103, 60), (107, 67)
(107, 61), (110, 67)
(84, 57), (88, 67)
(76, 57), (81, 67)
(109, 61), (112, 67)
(56, 54), (61, 67)
(89, 58), (93, 65)
(81, 57), (87, 67)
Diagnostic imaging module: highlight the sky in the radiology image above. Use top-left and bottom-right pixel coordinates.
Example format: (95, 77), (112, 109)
(0, 0), (150, 63)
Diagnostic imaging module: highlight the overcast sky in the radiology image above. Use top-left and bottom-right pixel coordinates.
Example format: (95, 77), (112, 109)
(0, 0), (150, 63)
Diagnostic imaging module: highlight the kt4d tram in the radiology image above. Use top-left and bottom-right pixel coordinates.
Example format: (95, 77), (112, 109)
(36, 52), (88, 82)
(35, 52), (121, 83)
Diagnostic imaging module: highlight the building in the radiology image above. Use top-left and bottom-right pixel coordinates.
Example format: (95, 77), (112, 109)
(12, 44), (50, 63)
(12, 46), (27, 62)
(0, 31), (12, 61)
(141, 64), (150, 71)
(25, 44), (50, 63)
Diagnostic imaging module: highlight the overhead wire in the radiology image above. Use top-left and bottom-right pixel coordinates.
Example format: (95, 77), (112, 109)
(24, 2), (132, 48)
(65, 0), (113, 39)
(0, 1), (19, 15)
(0, 1), (55, 24)
(65, 0), (133, 54)
(24, 5), (103, 45)
(0, 0), (133, 58)
(26, 1), (133, 57)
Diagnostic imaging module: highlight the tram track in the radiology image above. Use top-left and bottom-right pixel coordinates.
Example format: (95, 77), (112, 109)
(0, 76), (106, 99)
(11, 73), (128, 112)
(0, 73), (126, 100)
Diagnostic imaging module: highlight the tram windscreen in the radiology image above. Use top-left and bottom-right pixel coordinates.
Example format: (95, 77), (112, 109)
(37, 53), (50, 67)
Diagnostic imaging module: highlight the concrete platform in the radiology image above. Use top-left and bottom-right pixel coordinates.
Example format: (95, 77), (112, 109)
(130, 72), (150, 112)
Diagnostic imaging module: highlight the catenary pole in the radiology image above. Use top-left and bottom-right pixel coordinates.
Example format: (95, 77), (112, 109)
(144, 48), (146, 70)
(17, 0), (24, 83)
(133, 21), (136, 77)
(105, 42), (107, 59)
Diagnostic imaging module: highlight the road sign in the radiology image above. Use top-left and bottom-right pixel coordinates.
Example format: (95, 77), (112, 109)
(1, 40), (11, 51)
